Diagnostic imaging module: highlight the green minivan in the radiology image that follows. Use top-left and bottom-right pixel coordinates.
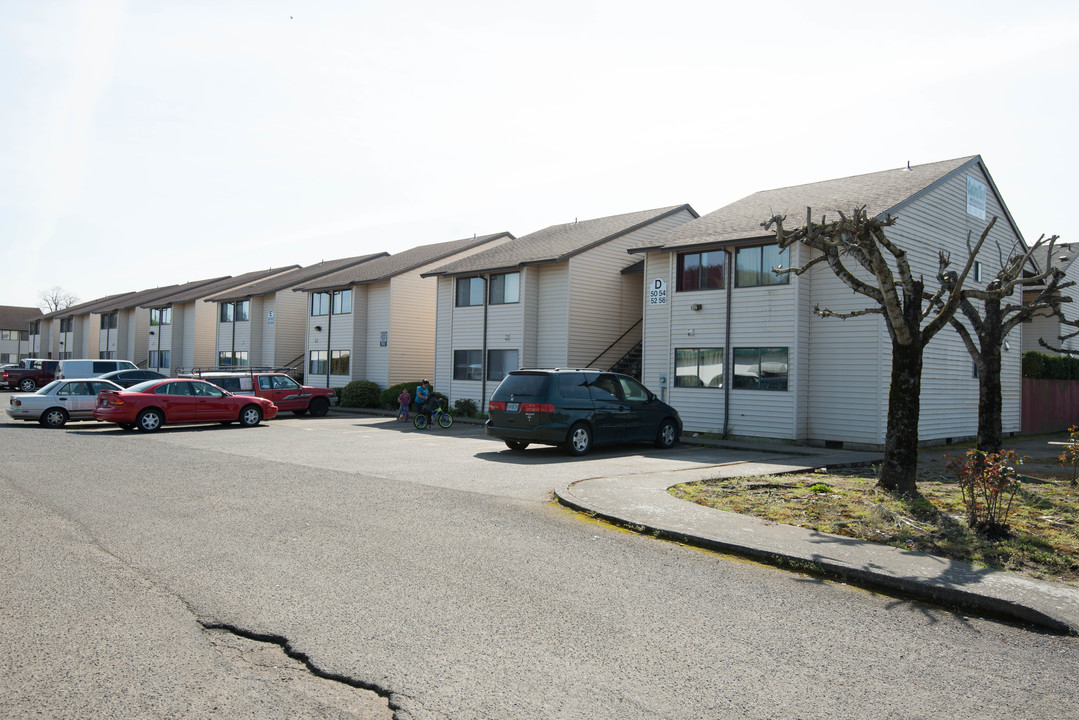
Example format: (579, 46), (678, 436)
(486, 369), (681, 456)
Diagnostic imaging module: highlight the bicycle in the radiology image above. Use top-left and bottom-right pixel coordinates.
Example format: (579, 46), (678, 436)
(414, 400), (453, 429)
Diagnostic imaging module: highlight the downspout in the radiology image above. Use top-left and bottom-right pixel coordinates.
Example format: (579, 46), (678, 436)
(325, 297), (333, 387)
(231, 304), (237, 365)
(723, 249), (733, 439)
(480, 276), (489, 411)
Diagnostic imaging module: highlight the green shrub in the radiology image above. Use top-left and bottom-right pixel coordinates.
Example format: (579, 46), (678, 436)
(1022, 350), (1079, 380)
(453, 398), (479, 418)
(340, 380), (381, 408)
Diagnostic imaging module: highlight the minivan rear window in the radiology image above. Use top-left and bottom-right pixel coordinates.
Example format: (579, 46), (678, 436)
(557, 373), (590, 399)
(492, 373), (547, 398)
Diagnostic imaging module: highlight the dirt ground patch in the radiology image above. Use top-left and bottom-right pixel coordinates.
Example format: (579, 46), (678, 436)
(671, 433), (1079, 585)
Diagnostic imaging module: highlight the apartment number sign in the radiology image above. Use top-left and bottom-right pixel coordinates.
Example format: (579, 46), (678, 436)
(649, 278), (667, 305)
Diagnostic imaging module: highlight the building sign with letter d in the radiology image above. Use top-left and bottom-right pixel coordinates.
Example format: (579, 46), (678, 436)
(649, 278), (667, 305)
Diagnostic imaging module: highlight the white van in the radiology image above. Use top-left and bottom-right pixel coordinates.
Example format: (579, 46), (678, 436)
(56, 358), (138, 380)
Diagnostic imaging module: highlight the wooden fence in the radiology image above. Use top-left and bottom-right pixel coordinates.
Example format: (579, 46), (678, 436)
(1022, 378), (1079, 434)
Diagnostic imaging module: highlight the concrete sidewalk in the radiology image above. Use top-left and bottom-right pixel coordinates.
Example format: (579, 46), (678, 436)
(554, 444), (1079, 635)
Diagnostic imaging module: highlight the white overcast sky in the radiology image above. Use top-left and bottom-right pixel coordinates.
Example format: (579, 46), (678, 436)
(2, 0), (1077, 307)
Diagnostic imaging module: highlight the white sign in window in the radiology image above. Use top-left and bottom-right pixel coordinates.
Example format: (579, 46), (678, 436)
(967, 176), (987, 220)
(648, 278), (667, 305)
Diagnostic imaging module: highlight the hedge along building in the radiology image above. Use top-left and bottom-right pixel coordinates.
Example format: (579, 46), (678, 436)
(629, 156), (1025, 449)
(292, 232), (514, 390)
(423, 205), (698, 411)
(201, 253), (387, 372)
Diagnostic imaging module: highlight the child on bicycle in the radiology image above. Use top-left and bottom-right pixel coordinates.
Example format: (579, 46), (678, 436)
(397, 388), (411, 421)
(415, 380), (435, 426)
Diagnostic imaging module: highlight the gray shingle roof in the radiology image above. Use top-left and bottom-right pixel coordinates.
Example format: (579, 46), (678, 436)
(631, 157), (986, 253)
(107, 277), (230, 311)
(0, 305), (43, 330)
(149, 267), (300, 306)
(296, 233), (515, 291)
(425, 206), (696, 277)
(43, 293), (138, 319)
(206, 253), (389, 302)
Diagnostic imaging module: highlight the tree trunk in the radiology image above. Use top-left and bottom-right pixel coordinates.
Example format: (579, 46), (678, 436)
(977, 301), (1004, 453)
(878, 337), (922, 496)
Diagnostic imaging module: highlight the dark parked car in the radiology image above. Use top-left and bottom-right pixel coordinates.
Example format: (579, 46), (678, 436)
(97, 369), (169, 388)
(486, 369), (681, 455)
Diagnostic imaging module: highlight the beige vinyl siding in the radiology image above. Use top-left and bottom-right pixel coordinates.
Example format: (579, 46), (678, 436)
(567, 209), (694, 369)
(641, 251), (674, 400)
(536, 263), (569, 368)
(444, 286), (486, 407)
(434, 278), (453, 394)
(179, 303), (197, 368)
(259, 295), (276, 365)
(388, 271), (436, 386)
(271, 289), (307, 368)
(522, 266), (540, 368)
(306, 292), (328, 386)
(131, 308), (150, 366)
(805, 258), (889, 446)
(1022, 311), (1064, 353)
(364, 282), (390, 388)
(896, 166), (1021, 441)
(193, 299), (219, 367)
(246, 296), (262, 362)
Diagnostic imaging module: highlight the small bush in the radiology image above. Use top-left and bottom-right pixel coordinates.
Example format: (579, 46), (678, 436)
(946, 449), (1023, 538)
(1059, 425), (1079, 487)
(340, 380), (381, 408)
(453, 398), (479, 418)
(808, 483), (832, 494)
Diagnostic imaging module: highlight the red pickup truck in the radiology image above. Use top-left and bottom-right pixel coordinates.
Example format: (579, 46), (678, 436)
(182, 369), (336, 417)
(3, 358), (59, 392)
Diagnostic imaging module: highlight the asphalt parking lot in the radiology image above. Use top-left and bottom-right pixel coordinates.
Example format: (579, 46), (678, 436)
(4, 412), (1077, 720)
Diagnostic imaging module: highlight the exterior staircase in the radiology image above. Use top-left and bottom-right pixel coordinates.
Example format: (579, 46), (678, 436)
(609, 342), (642, 380)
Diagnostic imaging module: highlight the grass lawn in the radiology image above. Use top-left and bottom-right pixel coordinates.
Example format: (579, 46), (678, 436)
(669, 437), (1079, 586)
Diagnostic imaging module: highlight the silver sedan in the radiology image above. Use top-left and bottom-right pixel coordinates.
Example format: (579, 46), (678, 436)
(6, 378), (124, 428)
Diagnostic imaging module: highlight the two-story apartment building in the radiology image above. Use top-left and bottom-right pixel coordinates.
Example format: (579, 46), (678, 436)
(0, 305), (42, 363)
(203, 254), (387, 371)
(629, 156), (1023, 449)
(424, 205), (698, 409)
(295, 233), (514, 388)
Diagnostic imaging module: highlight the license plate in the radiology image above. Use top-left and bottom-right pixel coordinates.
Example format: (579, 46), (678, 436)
(506, 402), (519, 412)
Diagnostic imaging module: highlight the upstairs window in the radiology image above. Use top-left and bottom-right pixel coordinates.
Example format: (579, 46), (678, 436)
(489, 273), (520, 305)
(735, 244), (789, 287)
(311, 292), (330, 316)
(150, 307), (172, 326)
(100, 313), (117, 330)
(456, 277), (484, 307)
(332, 289), (352, 314)
(676, 250), (725, 292)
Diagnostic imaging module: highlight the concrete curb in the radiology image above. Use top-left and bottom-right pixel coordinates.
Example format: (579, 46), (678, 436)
(555, 470), (1079, 636)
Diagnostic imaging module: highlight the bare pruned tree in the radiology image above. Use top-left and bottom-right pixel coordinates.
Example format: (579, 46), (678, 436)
(39, 286), (79, 313)
(948, 233), (1069, 452)
(762, 207), (992, 496)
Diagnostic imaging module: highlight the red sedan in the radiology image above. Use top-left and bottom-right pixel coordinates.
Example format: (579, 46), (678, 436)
(94, 378), (278, 432)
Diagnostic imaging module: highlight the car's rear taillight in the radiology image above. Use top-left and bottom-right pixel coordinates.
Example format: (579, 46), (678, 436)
(488, 401), (506, 411)
(521, 403), (555, 413)
(12, 399), (21, 407)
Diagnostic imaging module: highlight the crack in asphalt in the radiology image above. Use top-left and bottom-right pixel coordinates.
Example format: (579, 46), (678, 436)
(200, 621), (403, 719)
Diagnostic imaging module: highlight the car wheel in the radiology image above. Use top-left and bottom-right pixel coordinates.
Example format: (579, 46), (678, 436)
(308, 397), (330, 417)
(137, 408), (164, 432)
(655, 418), (679, 449)
(566, 422), (593, 456)
(238, 405), (263, 427)
(40, 407), (69, 429)
(18, 378), (36, 392)
(505, 440), (529, 451)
